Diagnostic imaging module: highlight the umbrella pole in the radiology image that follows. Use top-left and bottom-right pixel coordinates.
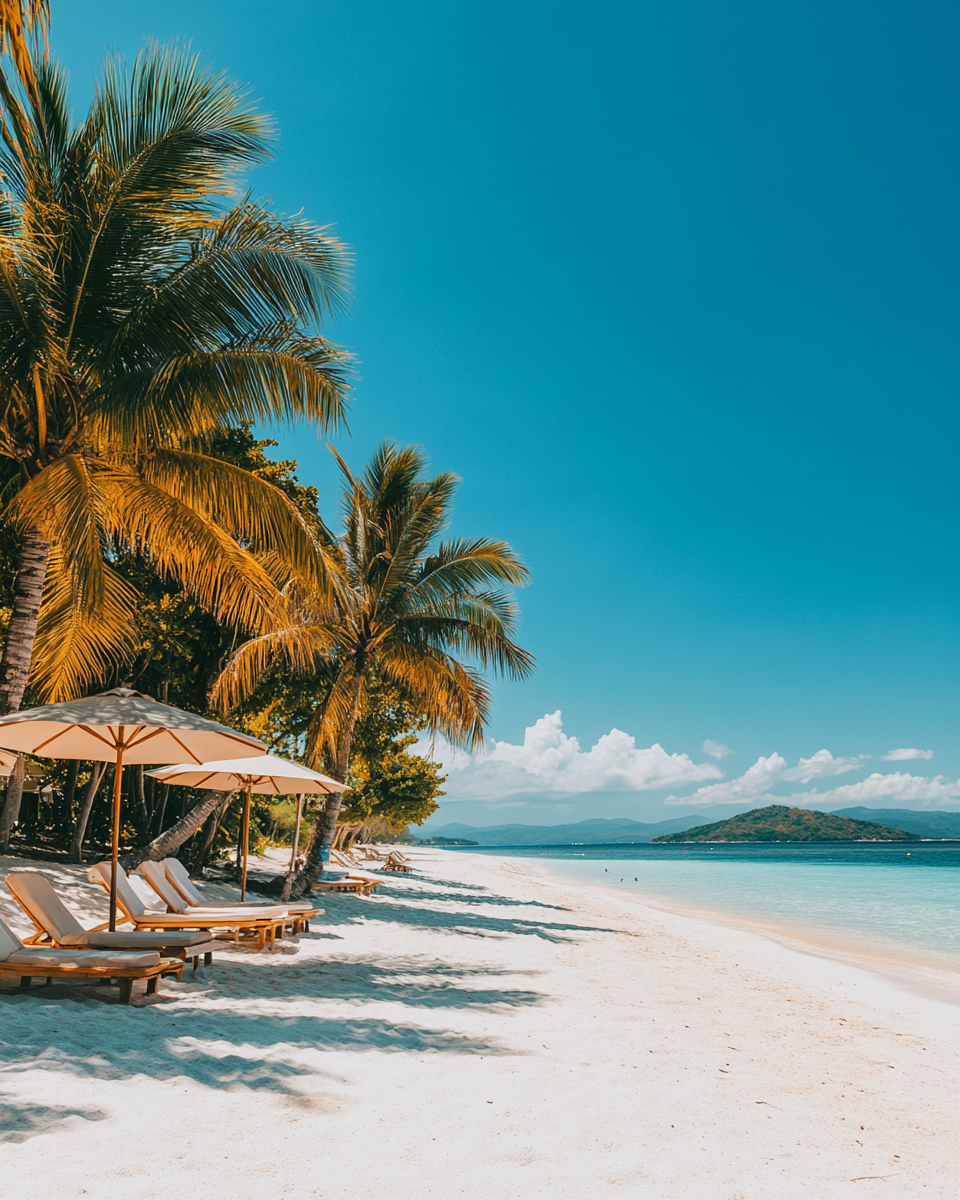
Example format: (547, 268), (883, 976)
(109, 747), (124, 932)
(240, 783), (251, 901)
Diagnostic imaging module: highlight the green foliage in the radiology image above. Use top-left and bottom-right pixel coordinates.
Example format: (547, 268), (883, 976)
(651, 805), (920, 843)
(340, 680), (446, 831)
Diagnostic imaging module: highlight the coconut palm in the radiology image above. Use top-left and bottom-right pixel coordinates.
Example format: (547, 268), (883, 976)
(214, 443), (535, 889)
(0, 44), (351, 713)
(0, 0), (46, 105)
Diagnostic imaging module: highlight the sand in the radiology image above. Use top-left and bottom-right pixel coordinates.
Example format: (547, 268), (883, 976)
(0, 847), (956, 1199)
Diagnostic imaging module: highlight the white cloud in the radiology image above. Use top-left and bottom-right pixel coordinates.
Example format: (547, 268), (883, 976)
(781, 749), (868, 783)
(882, 748), (933, 761)
(702, 739), (733, 759)
(788, 772), (959, 809)
(424, 711), (722, 800)
(666, 753), (787, 807)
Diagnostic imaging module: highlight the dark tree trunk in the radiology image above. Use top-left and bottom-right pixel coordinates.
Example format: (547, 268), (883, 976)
(0, 527), (49, 716)
(71, 762), (107, 862)
(118, 790), (232, 870)
(195, 791), (233, 870)
(0, 528), (51, 852)
(153, 784), (170, 836)
(132, 764), (149, 831)
(61, 759), (79, 831)
(0, 756), (25, 852)
(290, 705), (358, 897)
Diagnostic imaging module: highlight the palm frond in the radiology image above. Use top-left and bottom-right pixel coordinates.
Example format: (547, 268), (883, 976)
(29, 545), (139, 702)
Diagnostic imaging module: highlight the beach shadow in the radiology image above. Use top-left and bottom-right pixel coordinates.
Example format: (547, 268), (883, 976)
(221, 954), (545, 1011)
(336, 897), (616, 943)
(0, 997), (518, 1100)
(0, 1093), (107, 1144)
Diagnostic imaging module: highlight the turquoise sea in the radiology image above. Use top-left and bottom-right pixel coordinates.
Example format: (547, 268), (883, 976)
(462, 843), (960, 974)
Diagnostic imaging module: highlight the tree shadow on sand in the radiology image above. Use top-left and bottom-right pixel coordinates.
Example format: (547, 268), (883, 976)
(327, 896), (617, 943)
(0, 949), (541, 1110)
(0, 1092), (107, 1144)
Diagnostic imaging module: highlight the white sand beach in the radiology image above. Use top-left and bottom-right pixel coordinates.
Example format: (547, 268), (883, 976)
(0, 847), (956, 1199)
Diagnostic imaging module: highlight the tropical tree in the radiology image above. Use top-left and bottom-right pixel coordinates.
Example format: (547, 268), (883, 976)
(214, 442), (534, 892)
(0, 0), (46, 105)
(0, 43), (351, 718)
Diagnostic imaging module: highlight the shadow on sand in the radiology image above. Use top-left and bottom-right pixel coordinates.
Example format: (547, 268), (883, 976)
(0, 868), (615, 1136)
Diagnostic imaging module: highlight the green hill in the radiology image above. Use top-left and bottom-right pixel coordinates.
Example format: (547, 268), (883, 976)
(651, 805), (920, 843)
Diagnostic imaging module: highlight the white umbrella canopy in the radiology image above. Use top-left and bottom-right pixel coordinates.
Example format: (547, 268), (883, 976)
(147, 755), (348, 899)
(0, 688), (266, 928)
(147, 755), (348, 794)
(0, 688), (267, 764)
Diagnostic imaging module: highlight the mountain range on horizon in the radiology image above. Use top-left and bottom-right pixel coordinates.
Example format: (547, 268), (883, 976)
(418, 807), (960, 845)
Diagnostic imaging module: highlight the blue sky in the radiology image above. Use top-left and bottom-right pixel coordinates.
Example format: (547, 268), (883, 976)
(51, 2), (959, 824)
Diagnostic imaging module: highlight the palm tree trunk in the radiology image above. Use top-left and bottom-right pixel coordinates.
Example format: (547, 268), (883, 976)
(0, 755), (25, 852)
(119, 790), (232, 870)
(195, 791), (233, 870)
(0, 526), (49, 716)
(0, 527), (50, 852)
(293, 710), (358, 896)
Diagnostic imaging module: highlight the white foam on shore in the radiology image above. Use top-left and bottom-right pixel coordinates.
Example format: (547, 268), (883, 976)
(1, 849), (957, 1199)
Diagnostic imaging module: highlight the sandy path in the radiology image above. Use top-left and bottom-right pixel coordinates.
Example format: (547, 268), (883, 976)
(0, 848), (956, 1199)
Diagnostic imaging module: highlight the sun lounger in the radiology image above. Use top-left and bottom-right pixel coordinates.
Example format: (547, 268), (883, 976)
(357, 848), (411, 873)
(5, 870), (223, 971)
(87, 862), (284, 950)
(136, 861), (313, 937)
(0, 917), (181, 1004)
(162, 858), (322, 932)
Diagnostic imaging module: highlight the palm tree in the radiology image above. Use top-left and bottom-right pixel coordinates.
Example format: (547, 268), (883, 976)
(0, 0), (46, 106)
(0, 44), (351, 714)
(214, 443), (535, 890)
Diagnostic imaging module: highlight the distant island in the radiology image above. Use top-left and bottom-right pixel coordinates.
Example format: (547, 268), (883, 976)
(652, 805), (920, 843)
(416, 808), (959, 846)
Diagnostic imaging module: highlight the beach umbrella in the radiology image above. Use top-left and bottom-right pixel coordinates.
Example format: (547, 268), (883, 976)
(147, 755), (348, 899)
(0, 688), (266, 928)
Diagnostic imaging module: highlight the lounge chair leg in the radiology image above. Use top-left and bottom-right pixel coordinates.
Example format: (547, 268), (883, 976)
(118, 978), (133, 1004)
(204, 952), (213, 966)
(19, 976), (31, 989)
(146, 976), (158, 996)
(191, 955), (199, 972)
(43, 976), (53, 987)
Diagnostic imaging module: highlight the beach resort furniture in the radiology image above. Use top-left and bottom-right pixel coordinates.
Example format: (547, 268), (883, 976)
(162, 858), (321, 932)
(351, 846), (412, 873)
(0, 917), (181, 1004)
(88, 862), (285, 950)
(5, 871), (222, 971)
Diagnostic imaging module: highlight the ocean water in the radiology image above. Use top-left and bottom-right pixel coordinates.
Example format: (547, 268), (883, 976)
(462, 843), (960, 973)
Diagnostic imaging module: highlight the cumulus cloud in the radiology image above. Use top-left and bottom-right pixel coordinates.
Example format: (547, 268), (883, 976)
(787, 772), (959, 808)
(666, 753), (787, 807)
(426, 711), (722, 800)
(702, 739), (733, 759)
(882, 748), (933, 761)
(781, 749), (868, 783)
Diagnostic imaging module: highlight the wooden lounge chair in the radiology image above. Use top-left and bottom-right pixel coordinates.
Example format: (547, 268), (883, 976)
(0, 917), (181, 1004)
(136, 861), (309, 939)
(5, 870), (223, 972)
(162, 858), (322, 933)
(353, 846), (412, 873)
(87, 862), (284, 950)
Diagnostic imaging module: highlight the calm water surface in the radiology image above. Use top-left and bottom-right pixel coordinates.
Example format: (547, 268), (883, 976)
(460, 843), (960, 972)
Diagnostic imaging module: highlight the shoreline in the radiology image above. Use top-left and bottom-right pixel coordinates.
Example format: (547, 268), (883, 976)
(516, 856), (960, 1009)
(1, 847), (957, 1198)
